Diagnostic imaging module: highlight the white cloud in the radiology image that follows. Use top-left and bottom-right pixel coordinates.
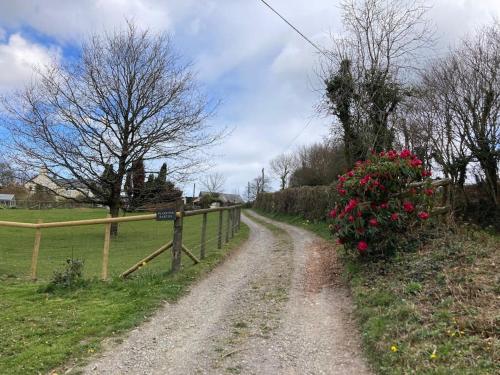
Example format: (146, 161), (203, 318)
(0, 33), (60, 91)
(430, 0), (500, 50)
(0, 0), (174, 42)
(1, 0), (500, 194)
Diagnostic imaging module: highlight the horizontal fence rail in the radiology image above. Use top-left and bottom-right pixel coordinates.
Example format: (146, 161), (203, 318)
(0, 206), (241, 229)
(0, 204), (242, 281)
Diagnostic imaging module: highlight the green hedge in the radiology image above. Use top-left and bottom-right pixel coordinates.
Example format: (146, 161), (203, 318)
(254, 185), (337, 221)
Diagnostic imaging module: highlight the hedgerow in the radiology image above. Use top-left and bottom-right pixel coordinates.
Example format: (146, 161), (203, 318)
(254, 185), (337, 221)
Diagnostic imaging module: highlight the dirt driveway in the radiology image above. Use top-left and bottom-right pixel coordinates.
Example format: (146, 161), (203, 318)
(82, 211), (372, 375)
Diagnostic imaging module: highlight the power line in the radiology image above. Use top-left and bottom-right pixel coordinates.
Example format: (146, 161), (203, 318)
(281, 117), (315, 153)
(257, 0), (330, 59)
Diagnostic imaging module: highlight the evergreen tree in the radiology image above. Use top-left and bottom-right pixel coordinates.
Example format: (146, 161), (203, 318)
(157, 163), (167, 184)
(325, 59), (362, 165)
(131, 159), (145, 208)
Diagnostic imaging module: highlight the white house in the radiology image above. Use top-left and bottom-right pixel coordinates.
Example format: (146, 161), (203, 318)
(0, 194), (16, 207)
(195, 192), (244, 208)
(24, 168), (93, 201)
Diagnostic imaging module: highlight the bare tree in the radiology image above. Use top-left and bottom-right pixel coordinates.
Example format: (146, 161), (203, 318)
(200, 172), (226, 194)
(0, 161), (15, 186)
(2, 22), (220, 234)
(289, 141), (347, 187)
(418, 22), (500, 206)
(453, 22), (500, 207)
(270, 153), (294, 190)
(248, 175), (271, 201)
(403, 83), (472, 204)
(322, 0), (433, 158)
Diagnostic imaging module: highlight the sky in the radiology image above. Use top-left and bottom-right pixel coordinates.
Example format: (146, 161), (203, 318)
(0, 0), (499, 196)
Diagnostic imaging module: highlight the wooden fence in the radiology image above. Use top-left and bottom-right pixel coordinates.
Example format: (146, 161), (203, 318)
(0, 204), (242, 281)
(9, 200), (102, 210)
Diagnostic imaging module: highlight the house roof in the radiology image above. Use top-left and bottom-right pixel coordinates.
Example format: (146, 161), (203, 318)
(198, 192), (244, 204)
(0, 194), (15, 201)
(26, 175), (88, 190)
(54, 178), (88, 190)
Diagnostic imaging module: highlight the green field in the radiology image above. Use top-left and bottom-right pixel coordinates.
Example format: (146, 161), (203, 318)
(0, 208), (249, 374)
(0, 208), (228, 279)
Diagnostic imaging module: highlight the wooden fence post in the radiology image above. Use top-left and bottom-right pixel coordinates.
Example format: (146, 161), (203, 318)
(230, 208), (235, 239)
(237, 207), (241, 231)
(200, 212), (207, 259)
(101, 214), (112, 281)
(217, 210), (223, 249)
(171, 200), (184, 272)
(225, 207), (230, 244)
(30, 219), (43, 281)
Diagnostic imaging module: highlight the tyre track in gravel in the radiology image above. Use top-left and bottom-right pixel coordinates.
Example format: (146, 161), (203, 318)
(81, 211), (371, 375)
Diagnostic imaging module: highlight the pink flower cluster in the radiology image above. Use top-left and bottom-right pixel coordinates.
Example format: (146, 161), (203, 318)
(329, 150), (434, 255)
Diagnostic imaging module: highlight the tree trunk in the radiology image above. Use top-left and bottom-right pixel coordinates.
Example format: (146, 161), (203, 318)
(109, 203), (120, 237)
(479, 158), (498, 207)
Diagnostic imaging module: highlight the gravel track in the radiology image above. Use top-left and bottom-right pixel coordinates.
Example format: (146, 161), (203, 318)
(82, 211), (371, 375)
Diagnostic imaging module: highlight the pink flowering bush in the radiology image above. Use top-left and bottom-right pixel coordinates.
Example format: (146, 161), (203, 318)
(328, 150), (434, 256)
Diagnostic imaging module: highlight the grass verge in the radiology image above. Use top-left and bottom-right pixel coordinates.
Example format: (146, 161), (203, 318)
(0, 208), (226, 279)
(252, 208), (499, 375)
(0, 215), (249, 375)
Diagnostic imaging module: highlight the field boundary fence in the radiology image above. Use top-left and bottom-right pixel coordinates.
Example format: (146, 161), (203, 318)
(0, 203), (242, 281)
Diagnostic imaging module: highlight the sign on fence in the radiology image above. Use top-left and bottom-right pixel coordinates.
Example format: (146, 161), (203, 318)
(156, 208), (177, 221)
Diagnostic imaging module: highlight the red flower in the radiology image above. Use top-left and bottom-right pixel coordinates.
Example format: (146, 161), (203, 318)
(344, 198), (358, 212)
(328, 209), (337, 218)
(357, 240), (368, 252)
(379, 151), (385, 157)
(338, 175), (347, 183)
(387, 150), (397, 160)
(360, 175), (371, 186)
(339, 189), (347, 196)
(379, 202), (388, 209)
(357, 210), (363, 217)
(422, 170), (432, 177)
(339, 212), (345, 219)
(400, 149), (412, 158)
(390, 213), (399, 221)
(410, 158), (422, 167)
(348, 215), (355, 222)
(424, 188), (434, 196)
(418, 211), (430, 220)
(348, 170), (354, 177)
(369, 218), (379, 226)
(403, 202), (415, 213)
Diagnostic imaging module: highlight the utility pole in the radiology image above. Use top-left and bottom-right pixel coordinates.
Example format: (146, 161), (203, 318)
(261, 168), (265, 193)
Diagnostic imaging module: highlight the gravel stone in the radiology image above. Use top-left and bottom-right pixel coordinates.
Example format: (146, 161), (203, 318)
(81, 211), (372, 375)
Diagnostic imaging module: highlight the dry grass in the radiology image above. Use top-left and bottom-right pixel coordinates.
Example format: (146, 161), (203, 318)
(344, 225), (499, 374)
